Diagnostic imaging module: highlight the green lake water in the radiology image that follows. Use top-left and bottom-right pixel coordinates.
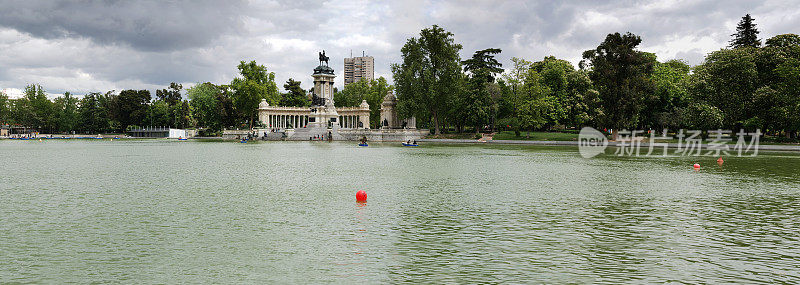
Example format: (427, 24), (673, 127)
(1, 139), (799, 283)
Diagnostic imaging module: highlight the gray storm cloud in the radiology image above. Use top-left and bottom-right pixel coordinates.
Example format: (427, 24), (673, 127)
(0, 0), (797, 97)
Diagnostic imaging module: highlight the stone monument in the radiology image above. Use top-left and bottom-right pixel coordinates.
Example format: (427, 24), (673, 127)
(308, 50), (338, 129)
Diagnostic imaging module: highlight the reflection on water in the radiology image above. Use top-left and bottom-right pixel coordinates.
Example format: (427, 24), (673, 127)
(0, 140), (799, 283)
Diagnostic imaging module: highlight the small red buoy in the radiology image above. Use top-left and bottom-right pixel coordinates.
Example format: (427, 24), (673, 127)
(693, 163), (701, 169)
(717, 157), (724, 166)
(356, 190), (367, 202)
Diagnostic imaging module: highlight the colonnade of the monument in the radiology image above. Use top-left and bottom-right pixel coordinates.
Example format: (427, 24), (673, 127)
(266, 114), (309, 129)
(263, 113), (371, 129)
(338, 115), (364, 129)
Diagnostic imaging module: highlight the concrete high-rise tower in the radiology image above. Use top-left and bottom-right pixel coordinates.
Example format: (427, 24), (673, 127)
(343, 52), (374, 85)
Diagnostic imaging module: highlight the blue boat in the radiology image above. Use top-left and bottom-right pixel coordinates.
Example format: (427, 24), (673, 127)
(178, 138), (187, 141)
(402, 143), (419, 147)
(239, 139), (248, 143)
(358, 143), (368, 147)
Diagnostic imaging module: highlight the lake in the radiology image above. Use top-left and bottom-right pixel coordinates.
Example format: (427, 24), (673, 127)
(1, 139), (799, 283)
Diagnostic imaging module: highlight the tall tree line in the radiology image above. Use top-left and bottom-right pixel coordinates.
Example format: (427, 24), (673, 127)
(388, 16), (800, 139)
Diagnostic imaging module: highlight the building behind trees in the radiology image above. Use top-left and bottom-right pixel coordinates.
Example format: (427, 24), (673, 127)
(344, 53), (374, 85)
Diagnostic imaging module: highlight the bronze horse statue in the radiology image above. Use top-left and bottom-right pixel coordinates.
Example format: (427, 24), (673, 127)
(318, 50), (329, 66)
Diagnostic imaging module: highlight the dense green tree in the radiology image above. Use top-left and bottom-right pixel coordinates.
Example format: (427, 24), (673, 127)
(460, 48), (503, 132)
(78, 92), (106, 133)
(187, 82), (223, 130)
(515, 68), (552, 135)
(15, 84), (55, 131)
(690, 48), (758, 128)
(755, 34), (800, 136)
(730, 14), (761, 49)
(216, 85), (238, 129)
(156, 82), (183, 106)
(498, 57), (532, 130)
(392, 25), (463, 134)
(111, 89), (151, 131)
(581, 32), (655, 138)
(643, 59), (691, 129)
(765, 34), (800, 48)
(280, 79), (309, 107)
(679, 102), (724, 130)
(231, 60), (279, 128)
(54, 92), (79, 133)
(463, 48), (503, 82)
(172, 100), (192, 128)
(0, 91), (8, 123)
(528, 56), (599, 129)
(145, 100), (171, 127)
(335, 79), (370, 107)
(334, 77), (393, 128)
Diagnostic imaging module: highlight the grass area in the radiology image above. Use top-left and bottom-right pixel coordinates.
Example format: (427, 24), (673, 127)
(492, 131), (579, 141)
(425, 133), (482, 140)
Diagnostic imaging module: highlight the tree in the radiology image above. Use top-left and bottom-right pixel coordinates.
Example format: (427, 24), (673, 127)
(530, 56), (599, 129)
(460, 48), (503, 133)
(217, 85), (238, 129)
(174, 100), (192, 128)
(581, 32), (655, 138)
(756, 34), (800, 137)
(0, 91), (8, 123)
(644, 60), (691, 129)
(231, 60), (279, 128)
(498, 57), (533, 132)
(462, 48), (503, 82)
(334, 77), (393, 128)
(392, 25), (463, 134)
(280, 78), (309, 107)
(187, 82), (223, 130)
(680, 102), (724, 130)
(156, 82), (183, 106)
(111, 89), (151, 131)
(145, 100), (171, 127)
(765, 34), (800, 48)
(690, 48), (758, 128)
(730, 14), (761, 49)
(78, 92), (107, 133)
(16, 84), (55, 131)
(54, 92), (79, 133)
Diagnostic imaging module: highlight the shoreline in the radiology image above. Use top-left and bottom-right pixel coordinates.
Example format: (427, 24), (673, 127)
(418, 138), (800, 152)
(4, 136), (800, 152)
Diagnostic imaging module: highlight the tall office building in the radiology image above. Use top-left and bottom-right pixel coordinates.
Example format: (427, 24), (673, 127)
(343, 53), (374, 85)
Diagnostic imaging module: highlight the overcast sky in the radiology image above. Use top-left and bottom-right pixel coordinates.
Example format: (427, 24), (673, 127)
(1, 0), (798, 98)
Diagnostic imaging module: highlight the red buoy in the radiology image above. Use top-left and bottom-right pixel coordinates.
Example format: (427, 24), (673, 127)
(356, 190), (367, 202)
(693, 163), (701, 169)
